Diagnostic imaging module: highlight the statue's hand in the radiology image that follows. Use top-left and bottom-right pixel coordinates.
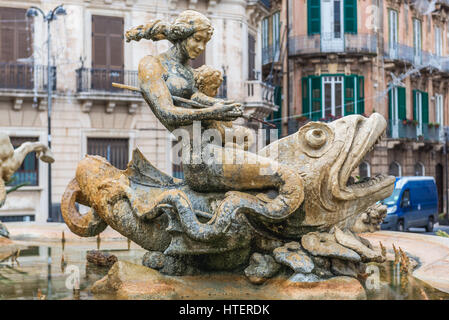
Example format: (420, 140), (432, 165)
(211, 103), (243, 121)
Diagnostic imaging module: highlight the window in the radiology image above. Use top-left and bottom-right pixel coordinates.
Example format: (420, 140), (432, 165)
(389, 161), (402, 177)
(401, 189), (410, 207)
(414, 162), (425, 176)
(91, 15), (124, 91)
(302, 74), (365, 120)
(388, 86), (406, 138)
(323, 76), (343, 117)
(435, 94), (443, 125)
(9, 137), (39, 186)
(0, 7), (34, 89)
(359, 161), (371, 179)
(248, 33), (256, 80)
(272, 11), (280, 59)
(435, 26), (442, 57)
(413, 90), (429, 136)
(413, 19), (422, 65)
(87, 138), (129, 170)
(389, 9), (398, 58)
(262, 17), (269, 51)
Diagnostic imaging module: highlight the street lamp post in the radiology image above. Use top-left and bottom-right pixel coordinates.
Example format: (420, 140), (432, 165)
(26, 4), (67, 222)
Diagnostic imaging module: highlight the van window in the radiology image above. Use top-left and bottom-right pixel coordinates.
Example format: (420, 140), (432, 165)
(401, 190), (410, 207)
(382, 189), (401, 206)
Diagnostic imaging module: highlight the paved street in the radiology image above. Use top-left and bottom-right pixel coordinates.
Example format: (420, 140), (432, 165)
(408, 223), (449, 236)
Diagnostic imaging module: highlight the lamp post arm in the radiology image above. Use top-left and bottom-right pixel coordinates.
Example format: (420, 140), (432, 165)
(49, 4), (65, 21)
(28, 6), (46, 18)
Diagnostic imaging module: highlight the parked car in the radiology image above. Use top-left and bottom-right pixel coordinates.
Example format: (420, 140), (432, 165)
(381, 176), (438, 232)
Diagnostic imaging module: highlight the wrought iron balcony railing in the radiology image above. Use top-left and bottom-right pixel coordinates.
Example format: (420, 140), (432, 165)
(0, 63), (56, 91)
(289, 34), (377, 56)
(76, 68), (139, 94)
(262, 44), (280, 65)
(387, 120), (443, 143)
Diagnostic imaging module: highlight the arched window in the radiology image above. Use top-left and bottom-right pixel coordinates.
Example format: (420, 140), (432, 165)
(359, 161), (371, 179)
(389, 161), (402, 177)
(414, 162), (425, 176)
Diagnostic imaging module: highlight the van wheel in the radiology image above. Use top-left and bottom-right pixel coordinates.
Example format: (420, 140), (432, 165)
(425, 217), (434, 233)
(396, 220), (405, 232)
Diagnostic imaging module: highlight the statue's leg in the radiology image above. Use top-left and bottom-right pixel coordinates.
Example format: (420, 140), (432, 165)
(192, 145), (304, 222)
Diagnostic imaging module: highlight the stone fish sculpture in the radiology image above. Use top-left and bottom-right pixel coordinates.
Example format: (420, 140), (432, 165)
(61, 10), (395, 283)
(0, 133), (55, 237)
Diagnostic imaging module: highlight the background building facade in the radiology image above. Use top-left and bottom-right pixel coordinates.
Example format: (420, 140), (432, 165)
(0, 0), (275, 223)
(272, 0), (449, 216)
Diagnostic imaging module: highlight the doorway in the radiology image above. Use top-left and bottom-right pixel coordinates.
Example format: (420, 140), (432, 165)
(322, 76), (344, 117)
(321, 0), (344, 52)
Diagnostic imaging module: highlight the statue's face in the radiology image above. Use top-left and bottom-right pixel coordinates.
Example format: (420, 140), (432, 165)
(184, 30), (210, 60)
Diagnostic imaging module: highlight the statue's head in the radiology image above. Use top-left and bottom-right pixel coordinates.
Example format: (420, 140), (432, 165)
(173, 10), (213, 60)
(126, 10), (213, 60)
(194, 65), (223, 97)
(0, 133), (13, 161)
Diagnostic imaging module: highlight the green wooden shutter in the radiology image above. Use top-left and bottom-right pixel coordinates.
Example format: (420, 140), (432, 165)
(308, 0), (321, 35)
(397, 87), (406, 120)
(344, 75), (356, 115)
(311, 76), (322, 120)
(422, 92), (429, 123)
(344, 0), (357, 34)
(413, 90), (418, 120)
(356, 76), (365, 114)
(302, 78), (310, 118)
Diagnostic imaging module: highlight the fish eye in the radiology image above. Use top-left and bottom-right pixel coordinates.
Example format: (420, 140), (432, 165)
(305, 128), (327, 149)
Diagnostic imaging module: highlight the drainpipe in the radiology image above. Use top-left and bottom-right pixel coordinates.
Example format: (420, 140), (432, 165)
(444, 130), (449, 225)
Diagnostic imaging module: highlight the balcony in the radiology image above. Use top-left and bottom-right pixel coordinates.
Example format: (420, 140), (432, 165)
(76, 68), (139, 95)
(244, 80), (278, 118)
(262, 44), (280, 66)
(385, 44), (449, 74)
(0, 63), (56, 92)
(289, 34), (377, 56)
(387, 120), (443, 143)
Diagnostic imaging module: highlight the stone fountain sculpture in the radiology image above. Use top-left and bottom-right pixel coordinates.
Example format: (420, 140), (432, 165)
(61, 10), (395, 293)
(0, 133), (54, 238)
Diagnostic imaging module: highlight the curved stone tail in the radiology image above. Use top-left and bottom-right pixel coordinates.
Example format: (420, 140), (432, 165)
(61, 178), (108, 237)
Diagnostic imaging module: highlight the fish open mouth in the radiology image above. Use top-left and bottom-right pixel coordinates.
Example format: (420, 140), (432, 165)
(335, 113), (396, 200)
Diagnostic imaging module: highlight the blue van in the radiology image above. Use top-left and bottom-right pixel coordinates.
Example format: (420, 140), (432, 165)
(381, 176), (438, 232)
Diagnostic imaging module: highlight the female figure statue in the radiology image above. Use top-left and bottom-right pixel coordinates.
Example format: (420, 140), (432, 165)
(126, 10), (303, 236)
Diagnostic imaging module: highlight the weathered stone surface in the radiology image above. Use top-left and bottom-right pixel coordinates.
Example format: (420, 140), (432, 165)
(289, 273), (321, 283)
(58, 9), (395, 288)
(311, 256), (333, 278)
(244, 253), (280, 284)
(86, 250), (118, 268)
(352, 203), (387, 233)
(331, 259), (358, 277)
(0, 133), (54, 209)
(334, 227), (383, 262)
(0, 237), (27, 261)
(301, 232), (361, 262)
(142, 251), (165, 270)
(0, 222), (9, 238)
(92, 261), (367, 300)
(254, 236), (284, 252)
(273, 242), (314, 274)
